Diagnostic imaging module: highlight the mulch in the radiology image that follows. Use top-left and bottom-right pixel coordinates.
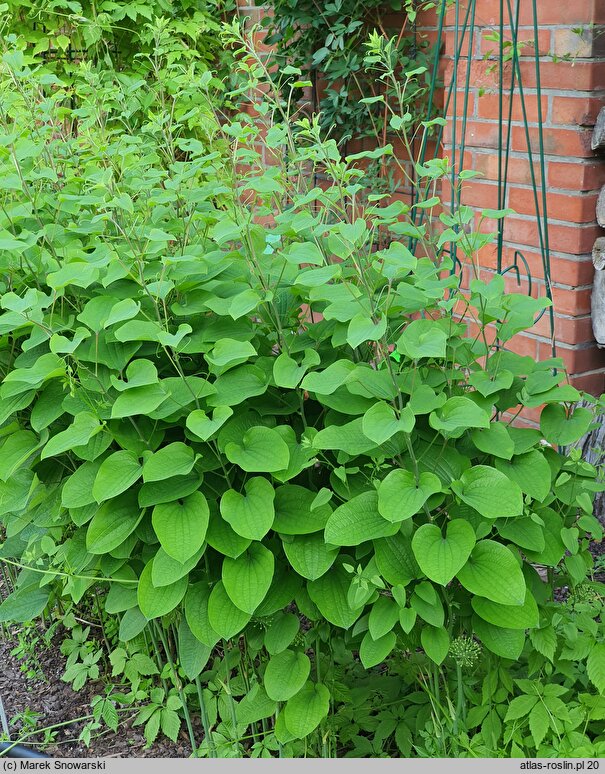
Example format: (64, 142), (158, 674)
(0, 627), (190, 758)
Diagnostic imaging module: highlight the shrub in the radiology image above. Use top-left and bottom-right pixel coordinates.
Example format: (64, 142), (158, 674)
(0, 23), (604, 757)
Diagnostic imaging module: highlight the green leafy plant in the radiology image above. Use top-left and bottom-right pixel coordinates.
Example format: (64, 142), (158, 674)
(0, 19), (604, 758)
(255, 0), (443, 195)
(2, 0), (234, 76)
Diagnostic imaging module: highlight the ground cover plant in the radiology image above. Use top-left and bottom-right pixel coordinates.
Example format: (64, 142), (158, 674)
(0, 15), (605, 759)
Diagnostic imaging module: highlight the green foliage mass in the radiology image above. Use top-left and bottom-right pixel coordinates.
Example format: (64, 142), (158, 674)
(0, 19), (605, 759)
(256, 0), (436, 154)
(2, 0), (234, 75)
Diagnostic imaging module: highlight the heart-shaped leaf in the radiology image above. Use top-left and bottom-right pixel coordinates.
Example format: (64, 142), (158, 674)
(412, 519), (476, 585)
(457, 540), (526, 605)
(264, 649), (310, 701)
(225, 426), (290, 472)
(451, 465), (523, 519)
(186, 406), (233, 442)
(361, 402), (415, 445)
(378, 469), (442, 522)
(222, 542), (274, 614)
(220, 477), (275, 541)
(152, 491), (209, 564)
(540, 405), (592, 446)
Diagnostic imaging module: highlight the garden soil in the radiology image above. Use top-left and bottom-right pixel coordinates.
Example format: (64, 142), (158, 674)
(0, 630), (189, 758)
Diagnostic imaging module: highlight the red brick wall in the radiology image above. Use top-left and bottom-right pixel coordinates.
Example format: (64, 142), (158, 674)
(439, 0), (605, 396)
(238, 0), (605, 396)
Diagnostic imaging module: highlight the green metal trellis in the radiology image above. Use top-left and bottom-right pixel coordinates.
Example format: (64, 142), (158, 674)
(415, 0), (556, 353)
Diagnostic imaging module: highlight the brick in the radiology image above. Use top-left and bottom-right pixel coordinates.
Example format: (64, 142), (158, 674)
(553, 26), (605, 59)
(503, 217), (602, 255)
(476, 246), (595, 288)
(472, 151), (537, 186)
(444, 28), (480, 58)
(531, 313), (595, 346)
(551, 285), (594, 316)
(511, 125), (594, 159)
(548, 161), (605, 192)
(476, 91), (547, 124)
(518, 60), (605, 92)
(458, 179), (501, 209)
(551, 96), (605, 128)
(509, 187), (599, 224)
(446, 0), (605, 26)
(570, 371), (605, 395)
(538, 341), (605, 375)
(479, 28), (551, 59)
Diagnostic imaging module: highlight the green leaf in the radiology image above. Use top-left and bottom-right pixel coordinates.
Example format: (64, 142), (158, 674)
(378, 470), (442, 523)
(368, 596), (399, 640)
(236, 684), (277, 726)
(457, 540), (526, 605)
(222, 542), (274, 614)
(471, 590), (539, 629)
(220, 477), (275, 541)
(347, 313), (387, 349)
(374, 530), (421, 586)
(273, 351), (317, 388)
(504, 694), (539, 722)
(112, 384), (168, 419)
(206, 338), (256, 373)
(360, 630), (397, 668)
(362, 402), (415, 445)
(0, 431), (40, 481)
(41, 412), (102, 459)
(301, 360), (356, 395)
(468, 369), (514, 397)
(313, 418), (376, 455)
(86, 492), (143, 554)
(473, 616), (525, 660)
(273, 485), (332, 535)
(529, 702), (550, 747)
(308, 565), (362, 629)
(137, 561), (188, 619)
(207, 580), (251, 640)
(225, 426), (290, 473)
(152, 492), (209, 564)
(282, 532), (338, 580)
(529, 626), (557, 662)
(264, 649), (311, 701)
(142, 443), (195, 482)
(429, 397), (490, 437)
(494, 451), (551, 502)
(62, 461), (101, 508)
(264, 612), (300, 655)
(412, 519), (476, 585)
(178, 618), (211, 680)
(206, 511), (251, 559)
(184, 583), (220, 648)
(420, 625), (450, 665)
(138, 472), (202, 508)
(152, 546), (204, 587)
(397, 318), (448, 359)
(0, 585), (49, 623)
(92, 450), (141, 503)
(471, 422), (515, 460)
(283, 682), (330, 739)
(451, 465), (523, 519)
(410, 582), (444, 627)
(325, 491), (399, 545)
(118, 607), (148, 642)
(540, 405), (592, 446)
(587, 643), (605, 694)
(498, 518), (545, 552)
(186, 406), (233, 441)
